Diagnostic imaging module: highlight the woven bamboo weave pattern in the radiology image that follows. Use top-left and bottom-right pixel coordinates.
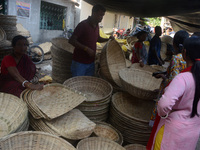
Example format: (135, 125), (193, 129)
(119, 68), (162, 99)
(31, 83), (86, 120)
(63, 76), (112, 102)
(44, 109), (96, 140)
(124, 144), (146, 150)
(0, 131), (76, 150)
(0, 93), (28, 138)
(77, 137), (125, 150)
(100, 39), (126, 87)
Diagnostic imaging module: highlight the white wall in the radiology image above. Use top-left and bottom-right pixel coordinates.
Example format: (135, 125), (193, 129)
(7, 0), (79, 43)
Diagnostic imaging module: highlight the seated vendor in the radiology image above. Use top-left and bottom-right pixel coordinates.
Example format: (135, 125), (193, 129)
(0, 35), (43, 97)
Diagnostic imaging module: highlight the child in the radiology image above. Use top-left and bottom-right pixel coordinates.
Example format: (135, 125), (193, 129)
(131, 30), (148, 67)
(153, 36), (200, 150)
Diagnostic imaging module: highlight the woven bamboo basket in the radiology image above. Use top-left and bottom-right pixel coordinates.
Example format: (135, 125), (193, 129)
(30, 83), (86, 120)
(0, 15), (17, 26)
(0, 131), (76, 150)
(109, 92), (154, 144)
(44, 109), (96, 140)
(130, 63), (166, 73)
(63, 76), (113, 102)
(100, 39), (126, 87)
(111, 92), (155, 124)
(77, 137), (125, 150)
(92, 121), (123, 145)
(0, 93), (28, 138)
(0, 26), (6, 42)
(119, 68), (162, 100)
(51, 38), (74, 83)
(124, 144), (146, 150)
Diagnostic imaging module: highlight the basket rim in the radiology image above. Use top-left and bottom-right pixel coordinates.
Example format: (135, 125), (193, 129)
(0, 131), (76, 149)
(76, 137), (125, 150)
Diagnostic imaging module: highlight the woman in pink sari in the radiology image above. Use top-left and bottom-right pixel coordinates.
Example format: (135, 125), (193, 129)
(0, 35), (43, 97)
(152, 36), (200, 150)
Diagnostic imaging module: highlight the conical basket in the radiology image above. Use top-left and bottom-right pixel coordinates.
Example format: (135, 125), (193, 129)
(119, 68), (162, 100)
(100, 39), (126, 87)
(77, 137), (125, 150)
(0, 131), (76, 150)
(0, 93), (28, 138)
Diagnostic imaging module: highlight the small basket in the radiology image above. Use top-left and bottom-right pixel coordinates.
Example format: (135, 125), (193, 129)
(77, 137), (125, 150)
(124, 144), (146, 150)
(0, 131), (76, 150)
(119, 68), (162, 100)
(92, 122), (123, 145)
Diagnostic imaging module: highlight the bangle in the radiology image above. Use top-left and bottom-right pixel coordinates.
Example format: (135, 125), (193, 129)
(22, 80), (29, 87)
(84, 46), (88, 51)
(161, 113), (168, 119)
(139, 59), (143, 63)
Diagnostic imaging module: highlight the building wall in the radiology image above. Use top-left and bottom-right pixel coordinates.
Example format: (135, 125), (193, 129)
(80, 1), (133, 34)
(7, 0), (79, 43)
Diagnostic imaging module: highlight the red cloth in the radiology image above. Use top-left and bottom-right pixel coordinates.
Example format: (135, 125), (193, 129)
(72, 17), (99, 64)
(1, 55), (17, 74)
(131, 42), (142, 63)
(0, 54), (36, 97)
(146, 66), (192, 150)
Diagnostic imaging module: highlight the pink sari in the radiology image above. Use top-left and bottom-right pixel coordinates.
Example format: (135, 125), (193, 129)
(0, 54), (36, 97)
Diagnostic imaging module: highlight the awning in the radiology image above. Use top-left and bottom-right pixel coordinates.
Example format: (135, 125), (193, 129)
(83, 0), (200, 17)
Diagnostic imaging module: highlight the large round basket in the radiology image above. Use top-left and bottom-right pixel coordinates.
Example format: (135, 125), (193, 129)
(63, 76), (113, 121)
(109, 92), (155, 145)
(119, 68), (162, 100)
(63, 76), (113, 102)
(51, 37), (74, 83)
(0, 93), (28, 138)
(92, 121), (123, 145)
(0, 131), (76, 150)
(77, 137), (125, 150)
(124, 144), (146, 150)
(99, 39), (126, 87)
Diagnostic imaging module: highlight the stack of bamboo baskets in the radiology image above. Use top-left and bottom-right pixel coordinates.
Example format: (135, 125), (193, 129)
(51, 37), (74, 83)
(0, 93), (29, 138)
(63, 76), (113, 122)
(20, 83), (97, 142)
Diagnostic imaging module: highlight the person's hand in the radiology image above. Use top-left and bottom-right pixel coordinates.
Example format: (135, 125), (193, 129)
(86, 47), (95, 58)
(28, 83), (44, 90)
(139, 62), (144, 67)
(155, 74), (166, 80)
(109, 35), (115, 40)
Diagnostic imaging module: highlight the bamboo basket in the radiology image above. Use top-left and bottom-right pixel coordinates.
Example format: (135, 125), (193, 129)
(109, 92), (154, 144)
(51, 37), (74, 83)
(119, 68), (162, 100)
(77, 137), (125, 150)
(63, 76), (113, 102)
(100, 39), (126, 87)
(130, 63), (166, 73)
(0, 26), (6, 41)
(31, 83), (86, 120)
(44, 109), (96, 140)
(92, 122), (123, 145)
(124, 144), (146, 150)
(0, 131), (76, 150)
(0, 93), (28, 138)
